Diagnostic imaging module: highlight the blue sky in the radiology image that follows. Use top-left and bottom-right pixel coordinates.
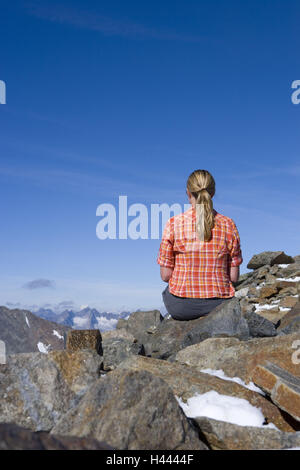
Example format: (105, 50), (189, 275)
(0, 0), (299, 312)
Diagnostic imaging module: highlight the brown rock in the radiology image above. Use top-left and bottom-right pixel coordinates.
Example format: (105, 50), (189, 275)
(48, 350), (102, 394)
(66, 330), (102, 353)
(194, 417), (300, 450)
(117, 355), (295, 431)
(275, 281), (299, 290)
(277, 286), (298, 296)
(256, 310), (287, 324)
(252, 362), (300, 422)
(259, 285), (278, 299)
(174, 333), (300, 396)
(279, 297), (299, 309)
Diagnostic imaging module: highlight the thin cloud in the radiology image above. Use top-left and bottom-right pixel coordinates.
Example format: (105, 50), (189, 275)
(23, 279), (56, 290)
(25, 2), (207, 43)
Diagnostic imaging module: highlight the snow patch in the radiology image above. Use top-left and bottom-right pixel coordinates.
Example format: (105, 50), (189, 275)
(276, 277), (300, 282)
(53, 330), (64, 340)
(37, 342), (51, 354)
(176, 391), (278, 429)
(25, 315), (30, 328)
(200, 369), (265, 395)
(254, 303), (278, 311)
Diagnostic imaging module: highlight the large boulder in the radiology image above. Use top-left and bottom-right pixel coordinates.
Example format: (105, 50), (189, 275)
(116, 310), (164, 355)
(51, 368), (207, 450)
(116, 355), (294, 432)
(0, 423), (113, 450)
(247, 251), (295, 270)
(0, 350), (102, 431)
(101, 337), (144, 371)
(149, 298), (250, 359)
(174, 333), (300, 386)
(194, 417), (300, 450)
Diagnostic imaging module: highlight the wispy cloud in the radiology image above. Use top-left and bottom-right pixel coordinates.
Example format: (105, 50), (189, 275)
(25, 2), (206, 42)
(23, 278), (56, 290)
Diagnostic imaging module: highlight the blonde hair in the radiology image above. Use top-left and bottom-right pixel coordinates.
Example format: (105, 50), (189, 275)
(187, 169), (216, 242)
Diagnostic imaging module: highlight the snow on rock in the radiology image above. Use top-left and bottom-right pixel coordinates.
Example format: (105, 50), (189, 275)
(254, 303), (278, 311)
(53, 330), (64, 340)
(25, 315), (30, 328)
(176, 391), (278, 429)
(200, 369), (265, 395)
(276, 277), (300, 282)
(37, 342), (51, 354)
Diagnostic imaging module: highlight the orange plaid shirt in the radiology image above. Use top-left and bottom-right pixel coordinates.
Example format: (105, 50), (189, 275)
(157, 207), (243, 298)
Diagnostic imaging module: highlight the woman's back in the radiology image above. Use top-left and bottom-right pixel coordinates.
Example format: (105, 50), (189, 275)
(157, 206), (243, 298)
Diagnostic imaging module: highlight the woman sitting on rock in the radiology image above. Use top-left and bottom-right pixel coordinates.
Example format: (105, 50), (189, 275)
(157, 169), (243, 320)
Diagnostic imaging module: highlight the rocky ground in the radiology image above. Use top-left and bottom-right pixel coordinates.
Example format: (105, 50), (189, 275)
(0, 250), (300, 450)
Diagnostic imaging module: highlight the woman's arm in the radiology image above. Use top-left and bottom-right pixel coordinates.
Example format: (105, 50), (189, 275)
(230, 266), (240, 283)
(160, 266), (174, 282)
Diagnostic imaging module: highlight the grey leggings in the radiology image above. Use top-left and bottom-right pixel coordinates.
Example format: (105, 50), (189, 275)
(162, 285), (230, 321)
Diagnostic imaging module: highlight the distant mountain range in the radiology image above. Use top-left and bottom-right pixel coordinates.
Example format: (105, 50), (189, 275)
(34, 306), (131, 331)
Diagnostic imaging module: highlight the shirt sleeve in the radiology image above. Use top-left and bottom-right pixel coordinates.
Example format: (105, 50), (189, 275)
(157, 218), (175, 268)
(227, 220), (243, 268)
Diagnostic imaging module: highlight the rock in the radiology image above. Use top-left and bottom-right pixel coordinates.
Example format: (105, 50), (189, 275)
(194, 417), (300, 450)
(277, 300), (300, 335)
(101, 337), (144, 371)
(116, 310), (163, 355)
(270, 265), (279, 275)
(66, 330), (102, 354)
(247, 251), (295, 270)
(277, 286), (298, 297)
(256, 309), (286, 325)
(149, 298), (250, 359)
(234, 287), (249, 298)
(0, 423), (113, 450)
(242, 310), (277, 338)
(101, 328), (136, 343)
(239, 299), (256, 315)
(275, 280), (299, 291)
(252, 362), (300, 422)
(116, 355), (294, 432)
(255, 265), (271, 279)
(51, 368), (207, 450)
(259, 285), (278, 299)
(293, 255), (300, 263)
(265, 273), (278, 283)
(48, 350), (103, 395)
(278, 262), (300, 279)
(279, 296), (299, 309)
(174, 333), (300, 388)
(0, 353), (78, 431)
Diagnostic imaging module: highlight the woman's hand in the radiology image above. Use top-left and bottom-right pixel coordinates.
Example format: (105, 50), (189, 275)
(160, 266), (174, 282)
